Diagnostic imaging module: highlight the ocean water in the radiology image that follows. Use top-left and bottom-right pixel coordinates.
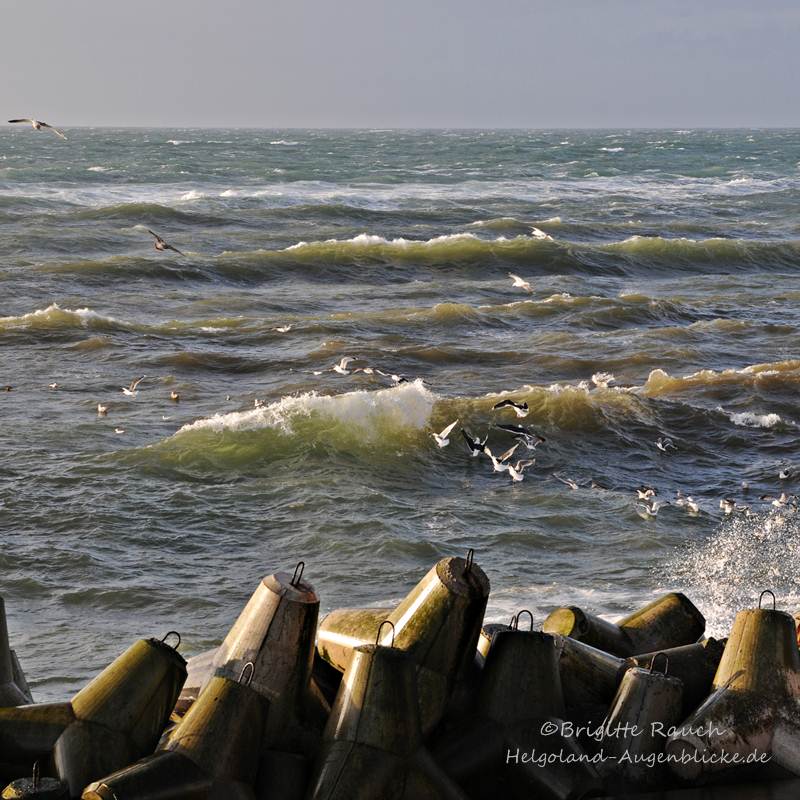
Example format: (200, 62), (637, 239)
(1, 128), (799, 701)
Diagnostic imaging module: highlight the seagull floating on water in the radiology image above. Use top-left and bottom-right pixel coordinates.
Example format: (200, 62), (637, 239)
(655, 436), (677, 453)
(114, 428), (125, 434)
(462, 429), (488, 457)
(48, 383), (59, 390)
(493, 398), (529, 417)
(147, 229), (184, 256)
(97, 403), (108, 416)
(275, 325), (292, 333)
(637, 498), (669, 519)
(170, 390), (180, 402)
(779, 468), (792, 480)
(719, 497), (736, 515)
(508, 273), (533, 294)
(431, 419), (459, 448)
(591, 372), (615, 389)
(8, 118), (66, 139)
(760, 492), (797, 509)
(675, 491), (700, 515)
(637, 485), (656, 501)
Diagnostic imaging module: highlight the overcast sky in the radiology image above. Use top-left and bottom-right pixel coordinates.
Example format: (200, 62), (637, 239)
(4, 0), (800, 128)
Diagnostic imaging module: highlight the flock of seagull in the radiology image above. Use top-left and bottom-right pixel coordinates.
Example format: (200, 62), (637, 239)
(7, 119), (795, 522)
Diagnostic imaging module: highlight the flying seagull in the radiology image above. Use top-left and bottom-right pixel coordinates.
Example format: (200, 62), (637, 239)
(8, 118), (66, 139)
(493, 398), (529, 418)
(462, 429), (488, 457)
(484, 444), (519, 473)
(333, 356), (356, 376)
(431, 419), (459, 448)
(147, 229), (184, 256)
(508, 273), (533, 293)
(554, 474), (579, 491)
(637, 498), (669, 519)
(508, 458), (535, 482)
(121, 376), (145, 397)
(494, 423), (546, 450)
(591, 372), (615, 389)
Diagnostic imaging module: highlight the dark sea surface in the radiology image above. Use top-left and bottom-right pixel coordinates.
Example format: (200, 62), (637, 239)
(1, 128), (799, 700)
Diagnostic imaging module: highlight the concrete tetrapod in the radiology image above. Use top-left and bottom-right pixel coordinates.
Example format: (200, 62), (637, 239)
(554, 635), (626, 723)
(0, 598), (30, 708)
(0, 634), (186, 796)
(625, 639), (725, 716)
(307, 637), (467, 800)
(316, 553), (490, 735)
(599, 655), (684, 790)
(543, 593), (705, 657)
(665, 592), (800, 783)
(2, 764), (68, 799)
(209, 564), (327, 751)
(433, 628), (603, 800)
(83, 665), (269, 800)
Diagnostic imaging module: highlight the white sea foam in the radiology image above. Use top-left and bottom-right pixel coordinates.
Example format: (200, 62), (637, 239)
(600, 147), (625, 153)
(0, 303), (116, 328)
(720, 408), (784, 428)
(176, 379), (436, 437)
(270, 140), (299, 146)
(285, 232), (480, 251)
(87, 166), (111, 172)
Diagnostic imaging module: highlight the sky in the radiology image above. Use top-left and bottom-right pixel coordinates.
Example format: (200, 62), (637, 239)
(3, 0), (800, 128)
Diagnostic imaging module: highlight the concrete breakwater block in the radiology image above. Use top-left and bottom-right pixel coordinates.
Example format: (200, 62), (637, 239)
(307, 642), (467, 800)
(665, 593), (800, 783)
(316, 552), (490, 735)
(543, 593), (706, 657)
(0, 635), (186, 797)
(83, 668), (268, 800)
(0, 599), (32, 708)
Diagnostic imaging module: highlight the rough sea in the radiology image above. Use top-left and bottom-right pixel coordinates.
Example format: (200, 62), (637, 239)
(1, 128), (799, 700)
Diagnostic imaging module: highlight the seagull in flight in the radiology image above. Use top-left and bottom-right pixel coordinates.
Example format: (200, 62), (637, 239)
(554, 474), (579, 491)
(431, 419), (459, 448)
(494, 423), (546, 450)
(8, 118), (66, 139)
(493, 398), (529, 418)
(508, 459), (535, 482)
(333, 356), (356, 375)
(147, 229), (184, 256)
(508, 273), (533, 294)
(637, 498), (669, 519)
(121, 376), (145, 397)
(484, 444), (519, 472)
(462, 429), (488, 457)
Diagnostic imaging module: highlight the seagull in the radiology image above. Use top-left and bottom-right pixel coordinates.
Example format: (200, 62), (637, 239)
(146, 229), (184, 256)
(719, 497), (736, 515)
(254, 398), (265, 408)
(333, 356), (356, 376)
(675, 491), (699, 514)
(484, 444), (519, 472)
(431, 420), (459, 448)
(508, 459), (535, 482)
(656, 436), (677, 453)
(779, 468), (792, 480)
(637, 498), (669, 519)
(374, 368), (409, 384)
(530, 226), (550, 240)
(8, 118), (66, 139)
(494, 423), (546, 450)
(97, 403), (108, 416)
(760, 493), (797, 509)
(114, 428), (125, 434)
(493, 398), (529, 418)
(121, 376), (145, 397)
(170, 390), (180, 402)
(554, 474), (579, 491)
(508, 273), (533, 294)
(462, 429), (488, 457)
(3, 386), (12, 392)
(48, 382), (59, 390)
(637, 486), (657, 501)
(591, 372), (615, 389)
(274, 325), (292, 333)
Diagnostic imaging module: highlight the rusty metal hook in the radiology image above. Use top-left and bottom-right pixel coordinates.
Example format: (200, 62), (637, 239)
(239, 661), (255, 686)
(377, 620), (396, 648)
(649, 652), (670, 675)
(514, 609), (534, 631)
(464, 548), (475, 575)
(161, 631), (181, 650)
(291, 561), (305, 587)
(759, 589), (776, 610)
